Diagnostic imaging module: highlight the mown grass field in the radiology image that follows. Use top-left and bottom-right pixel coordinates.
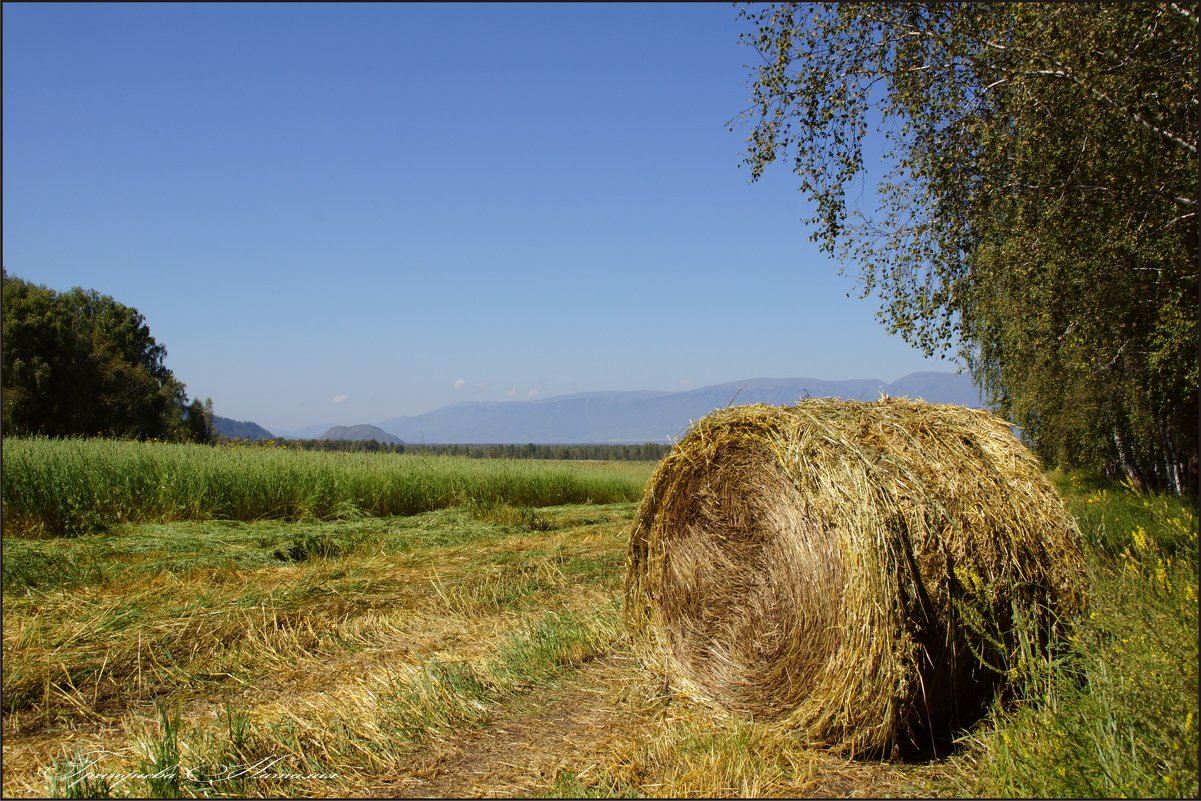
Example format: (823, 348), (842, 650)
(1, 439), (1197, 798)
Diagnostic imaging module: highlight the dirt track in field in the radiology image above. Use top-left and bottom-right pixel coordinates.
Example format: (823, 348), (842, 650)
(362, 651), (939, 799)
(371, 654), (624, 798)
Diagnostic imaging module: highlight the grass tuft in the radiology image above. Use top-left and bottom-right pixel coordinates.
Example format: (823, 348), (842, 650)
(45, 750), (115, 799)
(137, 702), (183, 798)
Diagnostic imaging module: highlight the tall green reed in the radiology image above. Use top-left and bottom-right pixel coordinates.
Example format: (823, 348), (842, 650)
(3, 437), (651, 537)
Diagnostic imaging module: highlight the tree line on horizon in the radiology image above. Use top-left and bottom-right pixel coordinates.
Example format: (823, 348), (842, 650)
(398, 441), (672, 461)
(222, 437), (671, 461)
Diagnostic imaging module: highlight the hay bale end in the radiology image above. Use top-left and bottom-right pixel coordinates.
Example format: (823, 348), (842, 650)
(624, 398), (1086, 755)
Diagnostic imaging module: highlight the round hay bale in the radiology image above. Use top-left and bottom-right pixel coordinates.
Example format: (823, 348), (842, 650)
(624, 397), (1086, 755)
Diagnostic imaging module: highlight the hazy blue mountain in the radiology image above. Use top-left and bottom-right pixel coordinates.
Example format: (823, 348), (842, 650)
(885, 371), (983, 408)
(212, 415), (275, 440)
(375, 371), (982, 445)
(320, 424), (403, 444)
(275, 423), (339, 440)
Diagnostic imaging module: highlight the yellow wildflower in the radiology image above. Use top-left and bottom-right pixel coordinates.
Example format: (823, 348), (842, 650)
(1131, 526), (1149, 553)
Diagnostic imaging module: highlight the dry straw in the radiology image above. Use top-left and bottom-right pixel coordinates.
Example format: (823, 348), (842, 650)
(624, 397), (1086, 756)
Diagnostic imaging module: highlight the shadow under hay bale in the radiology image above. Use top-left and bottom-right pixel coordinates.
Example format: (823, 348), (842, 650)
(624, 398), (1087, 757)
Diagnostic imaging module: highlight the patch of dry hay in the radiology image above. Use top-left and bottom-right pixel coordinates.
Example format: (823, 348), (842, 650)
(624, 398), (1086, 756)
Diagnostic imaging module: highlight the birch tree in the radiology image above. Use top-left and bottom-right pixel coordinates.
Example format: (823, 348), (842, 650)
(738, 2), (1197, 492)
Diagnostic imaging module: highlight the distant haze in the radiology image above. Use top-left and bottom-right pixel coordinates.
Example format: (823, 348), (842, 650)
(267, 371), (982, 444)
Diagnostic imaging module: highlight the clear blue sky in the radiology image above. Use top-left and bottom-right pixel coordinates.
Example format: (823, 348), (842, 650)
(3, 2), (948, 433)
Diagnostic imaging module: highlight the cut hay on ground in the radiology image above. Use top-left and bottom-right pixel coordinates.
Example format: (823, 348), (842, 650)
(624, 398), (1086, 756)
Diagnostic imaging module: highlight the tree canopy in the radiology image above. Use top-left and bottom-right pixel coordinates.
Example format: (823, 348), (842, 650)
(738, 2), (1197, 492)
(2, 270), (213, 442)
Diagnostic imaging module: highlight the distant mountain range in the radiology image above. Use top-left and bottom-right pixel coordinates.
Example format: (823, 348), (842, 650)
(254, 372), (981, 445)
(373, 371), (983, 445)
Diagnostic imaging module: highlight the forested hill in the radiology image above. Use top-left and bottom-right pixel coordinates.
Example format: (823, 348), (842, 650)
(320, 424), (403, 444)
(212, 416), (275, 441)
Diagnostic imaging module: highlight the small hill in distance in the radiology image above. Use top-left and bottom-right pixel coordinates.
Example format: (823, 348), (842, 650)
(212, 415), (275, 441)
(321, 424), (403, 444)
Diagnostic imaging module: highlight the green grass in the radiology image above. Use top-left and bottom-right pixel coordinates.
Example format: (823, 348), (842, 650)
(138, 703), (183, 799)
(951, 471), (1198, 798)
(1, 436), (653, 537)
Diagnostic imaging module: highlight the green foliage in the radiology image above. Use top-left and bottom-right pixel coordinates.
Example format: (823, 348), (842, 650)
(1, 270), (214, 443)
(1051, 469), (1199, 556)
(738, 3), (1197, 492)
(954, 479), (1199, 798)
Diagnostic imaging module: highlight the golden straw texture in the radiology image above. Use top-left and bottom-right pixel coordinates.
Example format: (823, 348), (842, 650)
(624, 398), (1086, 756)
